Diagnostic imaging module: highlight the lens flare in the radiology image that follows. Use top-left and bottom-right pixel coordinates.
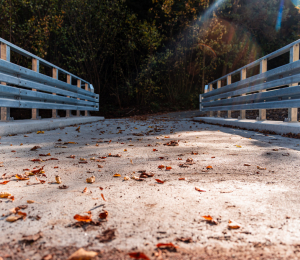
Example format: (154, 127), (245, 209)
(291, 0), (300, 8)
(276, 0), (285, 32)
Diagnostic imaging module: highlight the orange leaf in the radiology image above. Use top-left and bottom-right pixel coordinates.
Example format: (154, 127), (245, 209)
(155, 179), (164, 184)
(158, 165), (165, 169)
(31, 159), (42, 162)
(15, 174), (29, 180)
(195, 187), (206, 192)
(156, 243), (178, 248)
(99, 187), (103, 190)
(0, 181), (10, 185)
(178, 158), (182, 160)
(9, 196), (15, 201)
(74, 214), (92, 222)
(166, 166), (172, 171)
(99, 210), (108, 220)
(35, 177), (45, 184)
(202, 215), (218, 225)
(17, 211), (27, 220)
(178, 178), (186, 180)
(101, 193), (106, 201)
(82, 187), (88, 193)
(159, 157), (164, 160)
(128, 252), (150, 260)
(206, 166), (213, 169)
(153, 149), (158, 152)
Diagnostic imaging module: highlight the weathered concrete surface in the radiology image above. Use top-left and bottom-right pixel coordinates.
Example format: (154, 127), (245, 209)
(0, 114), (300, 259)
(194, 116), (300, 135)
(0, 116), (104, 136)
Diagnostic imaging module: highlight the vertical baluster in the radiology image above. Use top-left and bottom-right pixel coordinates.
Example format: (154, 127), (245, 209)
(239, 68), (247, 119)
(216, 80), (221, 117)
(208, 83), (213, 117)
(257, 59), (267, 120)
(52, 68), (58, 118)
(0, 43), (11, 121)
(31, 58), (40, 119)
(227, 75), (232, 118)
(287, 43), (299, 122)
(77, 79), (81, 116)
(66, 75), (71, 117)
(84, 83), (89, 116)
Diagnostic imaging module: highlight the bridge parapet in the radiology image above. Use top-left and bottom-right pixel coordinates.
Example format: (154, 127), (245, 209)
(0, 38), (99, 121)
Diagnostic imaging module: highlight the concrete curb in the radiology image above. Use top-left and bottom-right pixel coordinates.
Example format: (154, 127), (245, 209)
(0, 116), (105, 136)
(193, 117), (300, 135)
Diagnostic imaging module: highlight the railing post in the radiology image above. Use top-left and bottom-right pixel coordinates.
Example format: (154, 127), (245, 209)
(239, 68), (247, 119)
(31, 58), (40, 119)
(216, 80), (221, 117)
(208, 83), (213, 117)
(257, 59), (267, 120)
(227, 75), (232, 118)
(66, 75), (71, 118)
(84, 83), (90, 116)
(286, 43), (299, 122)
(77, 79), (81, 116)
(52, 68), (58, 118)
(0, 43), (11, 121)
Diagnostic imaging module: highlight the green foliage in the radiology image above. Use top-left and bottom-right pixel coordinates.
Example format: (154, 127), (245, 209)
(1, 0), (300, 116)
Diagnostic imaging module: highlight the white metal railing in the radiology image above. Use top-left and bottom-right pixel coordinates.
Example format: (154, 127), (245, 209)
(200, 39), (300, 122)
(0, 38), (99, 121)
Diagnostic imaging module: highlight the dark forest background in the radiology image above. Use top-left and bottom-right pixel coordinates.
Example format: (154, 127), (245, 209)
(1, 0), (300, 117)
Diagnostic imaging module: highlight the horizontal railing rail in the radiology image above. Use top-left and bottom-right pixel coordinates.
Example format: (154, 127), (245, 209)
(200, 39), (300, 122)
(0, 38), (99, 121)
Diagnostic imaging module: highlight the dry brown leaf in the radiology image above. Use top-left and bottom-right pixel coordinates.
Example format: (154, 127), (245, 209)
(195, 187), (206, 192)
(202, 215), (218, 225)
(99, 210), (108, 220)
(55, 175), (62, 184)
(0, 192), (11, 198)
(86, 176), (95, 183)
(228, 220), (241, 229)
(101, 194), (106, 201)
(244, 163), (251, 166)
(257, 166), (266, 170)
(73, 213), (92, 222)
(67, 248), (97, 260)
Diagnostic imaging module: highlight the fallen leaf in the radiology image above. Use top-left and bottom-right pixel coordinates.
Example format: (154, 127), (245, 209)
(97, 165), (103, 168)
(244, 163), (251, 166)
(21, 231), (43, 242)
(59, 185), (69, 189)
(153, 149), (158, 152)
(6, 215), (23, 222)
(166, 166), (172, 171)
(99, 210), (108, 220)
(74, 213), (92, 222)
(202, 215), (218, 225)
(27, 200), (35, 204)
(236, 145), (242, 148)
(156, 243), (178, 249)
(178, 178), (186, 180)
(37, 131), (44, 134)
(228, 220), (241, 229)
(35, 177), (46, 184)
(67, 155), (76, 159)
(31, 158), (43, 162)
(82, 187), (88, 193)
(96, 229), (116, 243)
(101, 194), (106, 201)
(113, 173), (121, 177)
(30, 146), (41, 151)
(128, 252), (150, 260)
(158, 165), (165, 169)
(195, 187), (206, 192)
(55, 175), (62, 184)
(86, 176), (95, 183)
(206, 166), (213, 169)
(39, 153), (51, 156)
(99, 187), (103, 190)
(67, 248), (97, 260)
(16, 174), (29, 180)
(176, 237), (193, 243)
(0, 181), (10, 185)
(0, 192), (11, 198)
(124, 176), (130, 180)
(257, 166), (266, 170)
(155, 179), (164, 184)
